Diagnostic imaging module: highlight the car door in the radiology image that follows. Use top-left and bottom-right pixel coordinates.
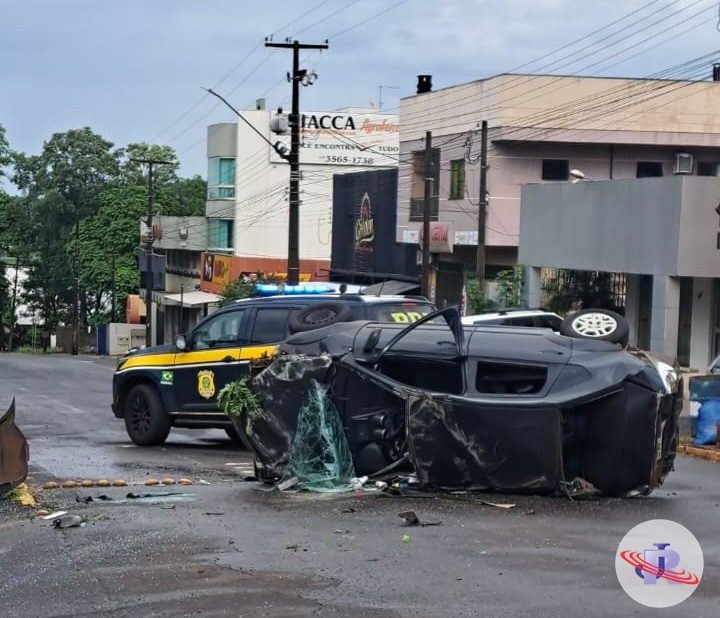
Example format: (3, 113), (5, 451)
(172, 308), (249, 413)
(247, 306), (296, 345)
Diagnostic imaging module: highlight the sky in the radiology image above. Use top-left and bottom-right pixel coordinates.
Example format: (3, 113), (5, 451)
(2, 0), (720, 181)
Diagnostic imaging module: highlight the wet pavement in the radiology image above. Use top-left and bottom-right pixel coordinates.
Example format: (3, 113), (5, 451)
(1, 353), (719, 617)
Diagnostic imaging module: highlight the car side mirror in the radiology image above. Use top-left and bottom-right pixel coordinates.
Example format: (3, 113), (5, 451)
(175, 334), (188, 351)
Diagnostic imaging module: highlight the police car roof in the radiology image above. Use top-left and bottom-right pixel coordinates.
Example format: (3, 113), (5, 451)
(232, 293), (431, 304)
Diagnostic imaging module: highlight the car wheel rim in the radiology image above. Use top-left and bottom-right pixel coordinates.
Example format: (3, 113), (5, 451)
(305, 309), (336, 325)
(128, 395), (151, 435)
(571, 313), (618, 337)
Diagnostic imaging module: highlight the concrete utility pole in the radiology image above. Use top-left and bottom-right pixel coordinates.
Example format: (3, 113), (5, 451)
(72, 222), (80, 355)
(421, 131), (433, 300)
(265, 38), (328, 286)
(133, 158), (173, 348)
(476, 120), (488, 291)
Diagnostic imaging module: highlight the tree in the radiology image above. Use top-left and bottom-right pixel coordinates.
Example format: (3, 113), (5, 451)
(73, 185), (148, 323)
(119, 143), (179, 187)
(159, 175), (207, 216)
(11, 128), (121, 329)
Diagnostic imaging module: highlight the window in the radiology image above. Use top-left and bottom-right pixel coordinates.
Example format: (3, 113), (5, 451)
(476, 361), (547, 395)
(208, 219), (234, 250)
(697, 162), (720, 176)
(449, 159), (465, 200)
(207, 157), (236, 199)
(192, 309), (246, 349)
(636, 162), (663, 178)
(410, 148), (441, 221)
(250, 308), (292, 344)
(541, 159), (569, 181)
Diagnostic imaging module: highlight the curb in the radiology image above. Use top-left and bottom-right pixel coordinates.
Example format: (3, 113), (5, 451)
(678, 444), (720, 463)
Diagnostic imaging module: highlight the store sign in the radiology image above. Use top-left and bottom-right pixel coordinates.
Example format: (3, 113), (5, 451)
(418, 222), (455, 254)
(354, 192), (374, 254)
(201, 253), (232, 286)
(270, 111), (399, 167)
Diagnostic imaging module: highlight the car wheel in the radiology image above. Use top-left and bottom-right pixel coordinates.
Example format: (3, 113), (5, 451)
(288, 302), (352, 333)
(123, 384), (171, 446)
(560, 308), (630, 346)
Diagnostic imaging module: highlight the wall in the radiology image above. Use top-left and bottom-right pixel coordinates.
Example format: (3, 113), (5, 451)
(106, 323), (148, 356)
(152, 215), (207, 252)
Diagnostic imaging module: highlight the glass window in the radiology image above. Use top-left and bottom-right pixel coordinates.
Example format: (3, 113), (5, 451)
(208, 219), (234, 250)
(207, 157), (236, 199)
(192, 310), (246, 349)
(250, 308), (292, 344)
(541, 159), (569, 181)
(534, 315), (563, 330)
(636, 162), (663, 178)
(697, 162), (720, 176)
(449, 159), (465, 200)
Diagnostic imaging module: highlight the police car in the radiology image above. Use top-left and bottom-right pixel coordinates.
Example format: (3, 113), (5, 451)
(111, 284), (434, 446)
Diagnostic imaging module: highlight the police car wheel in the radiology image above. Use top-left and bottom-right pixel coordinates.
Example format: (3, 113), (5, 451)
(288, 302), (352, 333)
(124, 384), (171, 446)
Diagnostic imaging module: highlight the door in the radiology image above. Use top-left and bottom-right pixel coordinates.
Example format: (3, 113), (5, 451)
(173, 308), (249, 412)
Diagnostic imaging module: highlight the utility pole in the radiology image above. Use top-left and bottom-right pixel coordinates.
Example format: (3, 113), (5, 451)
(476, 120), (488, 292)
(133, 158), (173, 348)
(9, 255), (19, 352)
(421, 131), (433, 300)
(265, 38), (328, 286)
(72, 222), (80, 355)
(110, 252), (116, 323)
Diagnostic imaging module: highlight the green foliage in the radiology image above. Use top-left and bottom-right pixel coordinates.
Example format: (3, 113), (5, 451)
(217, 378), (264, 435)
(119, 143), (179, 187)
(219, 280), (256, 306)
(495, 266), (524, 308)
(541, 269), (623, 315)
(159, 175), (207, 216)
(464, 277), (493, 314)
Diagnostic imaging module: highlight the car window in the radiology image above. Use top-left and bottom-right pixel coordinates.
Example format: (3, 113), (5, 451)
(507, 316), (536, 327)
(192, 310), (246, 349)
(370, 302), (434, 324)
(250, 308), (292, 344)
(535, 315), (562, 330)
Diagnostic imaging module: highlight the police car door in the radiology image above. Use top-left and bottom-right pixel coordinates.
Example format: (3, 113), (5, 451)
(172, 308), (249, 413)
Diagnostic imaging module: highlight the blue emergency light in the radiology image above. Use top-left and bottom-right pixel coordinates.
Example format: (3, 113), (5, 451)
(254, 283), (336, 296)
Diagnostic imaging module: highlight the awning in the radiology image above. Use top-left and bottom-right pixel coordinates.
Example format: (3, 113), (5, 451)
(161, 291), (222, 307)
(362, 280), (422, 296)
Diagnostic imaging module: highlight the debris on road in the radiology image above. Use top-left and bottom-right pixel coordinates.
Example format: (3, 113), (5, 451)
(0, 399), (28, 496)
(401, 534), (412, 544)
(52, 514), (84, 529)
(398, 511), (442, 527)
(41, 510), (68, 520)
(478, 500), (516, 509)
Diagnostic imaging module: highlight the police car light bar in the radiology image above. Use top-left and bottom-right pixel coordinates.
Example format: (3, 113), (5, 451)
(254, 283), (337, 296)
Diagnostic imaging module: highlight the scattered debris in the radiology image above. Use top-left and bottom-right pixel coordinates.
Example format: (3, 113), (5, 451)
(401, 534), (412, 544)
(277, 476), (300, 491)
(341, 507), (356, 513)
(398, 511), (442, 527)
(42, 481), (60, 490)
(52, 514), (84, 529)
(0, 399), (28, 494)
(479, 500), (516, 509)
(197, 479), (212, 485)
(41, 510), (67, 520)
(36, 509), (49, 517)
(204, 511), (224, 516)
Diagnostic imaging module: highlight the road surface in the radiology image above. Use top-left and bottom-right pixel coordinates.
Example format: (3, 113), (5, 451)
(0, 353), (718, 617)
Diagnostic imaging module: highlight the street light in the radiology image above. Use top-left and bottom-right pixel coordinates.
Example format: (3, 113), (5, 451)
(570, 168), (593, 183)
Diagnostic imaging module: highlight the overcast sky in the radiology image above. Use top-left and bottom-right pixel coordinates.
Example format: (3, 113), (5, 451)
(2, 0), (720, 180)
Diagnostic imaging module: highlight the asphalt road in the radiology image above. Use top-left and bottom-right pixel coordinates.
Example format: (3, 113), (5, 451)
(1, 352), (719, 618)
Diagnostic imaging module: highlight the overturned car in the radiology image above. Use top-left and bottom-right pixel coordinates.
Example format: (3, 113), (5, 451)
(242, 308), (682, 497)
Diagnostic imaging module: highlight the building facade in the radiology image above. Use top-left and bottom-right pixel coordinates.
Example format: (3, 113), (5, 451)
(397, 73), (720, 306)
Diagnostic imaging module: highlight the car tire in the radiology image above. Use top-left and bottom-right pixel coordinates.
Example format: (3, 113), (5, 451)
(560, 308), (630, 346)
(288, 302), (352, 333)
(123, 384), (171, 446)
